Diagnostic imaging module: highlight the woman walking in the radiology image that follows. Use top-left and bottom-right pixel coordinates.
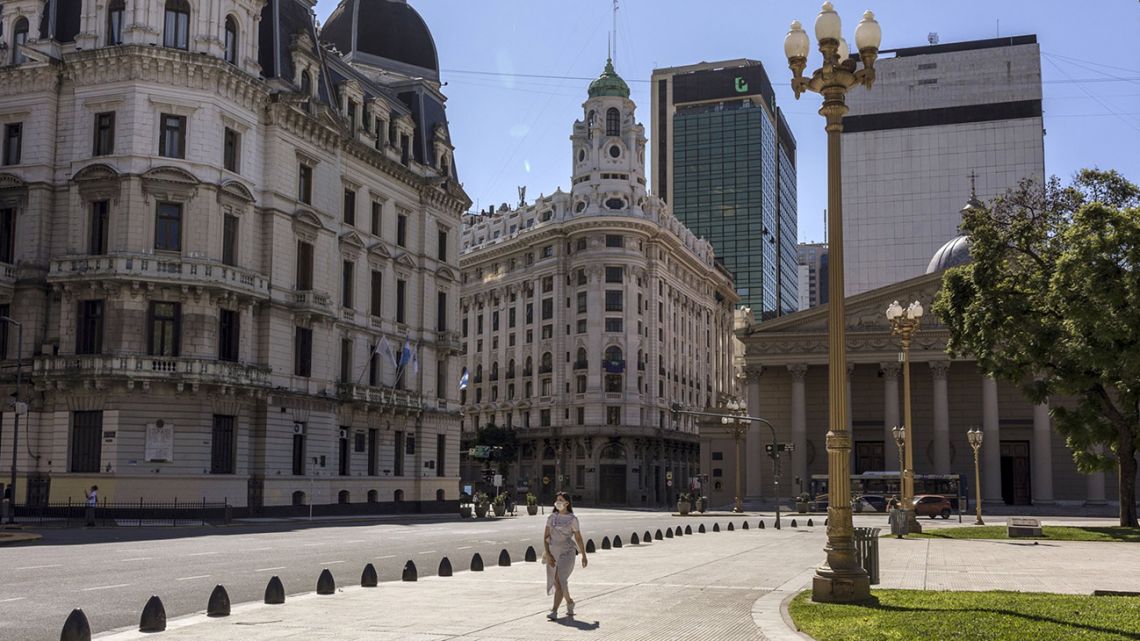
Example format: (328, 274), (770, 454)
(543, 492), (587, 619)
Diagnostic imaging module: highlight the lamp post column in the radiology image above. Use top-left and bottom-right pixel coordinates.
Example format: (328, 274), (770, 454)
(899, 326), (921, 534)
(734, 425), (744, 513)
(967, 428), (984, 525)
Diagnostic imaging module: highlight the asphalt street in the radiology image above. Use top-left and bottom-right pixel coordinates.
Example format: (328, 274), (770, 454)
(0, 508), (755, 641)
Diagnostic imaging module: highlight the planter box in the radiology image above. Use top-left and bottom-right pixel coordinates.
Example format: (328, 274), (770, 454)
(527, 504), (538, 515)
(677, 501), (691, 515)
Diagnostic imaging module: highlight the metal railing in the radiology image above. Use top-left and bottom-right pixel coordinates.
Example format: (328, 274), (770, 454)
(13, 498), (231, 527)
(48, 254), (270, 298)
(33, 355), (272, 387)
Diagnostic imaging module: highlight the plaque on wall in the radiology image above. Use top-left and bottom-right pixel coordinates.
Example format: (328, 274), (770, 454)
(145, 420), (175, 462)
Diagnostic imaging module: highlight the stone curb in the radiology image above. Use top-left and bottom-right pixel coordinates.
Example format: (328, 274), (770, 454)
(0, 531), (42, 545)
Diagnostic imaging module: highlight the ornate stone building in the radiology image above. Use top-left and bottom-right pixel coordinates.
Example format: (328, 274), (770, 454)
(0, 0), (469, 514)
(459, 60), (738, 507)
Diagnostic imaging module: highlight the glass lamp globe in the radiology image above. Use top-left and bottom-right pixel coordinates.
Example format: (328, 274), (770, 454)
(784, 20), (810, 60)
(814, 1), (841, 42)
(854, 10), (882, 51)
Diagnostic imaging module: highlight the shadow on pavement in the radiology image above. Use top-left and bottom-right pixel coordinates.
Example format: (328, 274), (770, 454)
(554, 617), (601, 630)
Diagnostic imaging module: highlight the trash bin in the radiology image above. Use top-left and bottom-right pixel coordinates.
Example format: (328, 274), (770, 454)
(853, 527), (881, 585)
(888, 508), (906, 537)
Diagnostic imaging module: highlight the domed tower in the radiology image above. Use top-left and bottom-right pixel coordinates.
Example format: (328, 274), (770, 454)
(319, 0), (440, 83)
(926, 192), (983, 274)
(569, 59), (648, 217)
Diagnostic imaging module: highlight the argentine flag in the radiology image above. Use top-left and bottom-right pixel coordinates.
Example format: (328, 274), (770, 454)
(458, 367), (469, 391)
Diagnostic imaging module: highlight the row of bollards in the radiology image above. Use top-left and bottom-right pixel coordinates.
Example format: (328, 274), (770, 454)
(60, 517), (807, 640)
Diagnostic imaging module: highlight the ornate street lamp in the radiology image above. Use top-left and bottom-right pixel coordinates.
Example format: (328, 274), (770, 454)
(891, 425), (905, 500)
(886, 300), (924, 535)
(967, 427), (985, 525)
(784, 2), (881, 603)
(722, 400), (749, 514)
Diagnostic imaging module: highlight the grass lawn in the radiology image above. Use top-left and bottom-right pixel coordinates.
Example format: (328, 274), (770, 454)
(789, 589), (1140, 641)
(900, 525), (1140, 542)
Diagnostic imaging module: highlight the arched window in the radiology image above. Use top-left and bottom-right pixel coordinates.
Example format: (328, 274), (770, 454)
(107, 0), (125, 46)
(301, 70), (312, 95)
(604, 345), (623, 363)
(291, 491), (307, 506)
(490, 361), (499, 379)
(367, 489), (378, 503)
(163, 0), (190, 50)
(507, 358), (515, 377)
(600, 442), (626, 459)
(475, 363), (483, 382)
(605, 108), (620, 137)
(586, 110), (596, 139)
(224, 16), (238, 65)
(604, 346), (623, 392)
(394, 489), (404, 502)
(337, 490), (350, 504)
(541, 352), (552, 371)
(435, 489), (445, 502)
(11, 18), (29, 65)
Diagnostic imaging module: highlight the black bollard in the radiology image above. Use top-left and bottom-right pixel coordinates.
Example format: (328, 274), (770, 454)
(471, 553), (484, 571)
(139, 595), (167, 633)
(525, 546), (537, 562)
(713, 522), (720, 532)
(498, 549), (511, 567)
(586, 539), (596, 553)
(402, 560), (418, 581)
(60, 608), (91, 641)
(684, 525), (692, 535)
(361, 563), (378, 587)
(759, 520), (765, 529)
(808, 518), (814, 527)
(317, 568), (336, 595)
(207, 585), (230, 617)
(675, 526), (683, 536)
(727, 522), (735, 531)
(665, 528), (674, 538)
(743, 521), (749, 530)
(791, 518), (798, 528)
(613, 535), (622, 548)
(631, 532), (640, 544)
(601, 536), (611, 550)
(264, 576), (285, 604)
(645, 530), (653, 542)
(655, 529), (663, 540)
(698, 523), (706, 533)
(439, 557), (453, 577)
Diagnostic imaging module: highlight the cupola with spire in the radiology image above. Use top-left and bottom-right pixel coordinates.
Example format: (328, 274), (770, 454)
(588, 58), (631, 98)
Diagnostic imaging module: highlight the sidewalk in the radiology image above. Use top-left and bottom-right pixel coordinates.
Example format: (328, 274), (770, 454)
(0, 529), (42, 545)
(92, 517), (1140, 641)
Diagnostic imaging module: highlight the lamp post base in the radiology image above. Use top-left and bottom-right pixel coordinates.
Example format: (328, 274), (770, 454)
(812, 567), (872, 603)
(974, 516), (985, 526)
(903, 509), (922, 534)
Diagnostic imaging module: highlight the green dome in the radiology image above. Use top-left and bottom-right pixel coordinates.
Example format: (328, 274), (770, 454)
(588, 58), (630, 98)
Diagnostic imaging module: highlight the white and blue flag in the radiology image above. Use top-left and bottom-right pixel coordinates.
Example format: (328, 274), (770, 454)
(458, 367), (469, 391)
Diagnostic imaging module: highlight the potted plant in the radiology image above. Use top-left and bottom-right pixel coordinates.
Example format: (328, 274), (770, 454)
(695, 495), (707, 513)
(473, 491), (489, 518)
(526, 492), (538, 515)
(796, 493), (811, 514)
(492, 492), (507, 517)
(677, 492), (692, 516)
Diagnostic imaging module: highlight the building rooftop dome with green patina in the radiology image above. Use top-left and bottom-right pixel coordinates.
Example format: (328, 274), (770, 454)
(588, 58), (631, 98)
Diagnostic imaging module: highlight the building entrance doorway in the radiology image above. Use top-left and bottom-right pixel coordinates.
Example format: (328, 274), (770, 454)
(1000, 441), (1032, 505)
(854, 441), (885, 474)
(541, 464), (555, 502)
(598, 465), (627, 504)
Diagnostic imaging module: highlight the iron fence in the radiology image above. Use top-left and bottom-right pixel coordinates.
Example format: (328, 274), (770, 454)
(13, 498), (231, 527)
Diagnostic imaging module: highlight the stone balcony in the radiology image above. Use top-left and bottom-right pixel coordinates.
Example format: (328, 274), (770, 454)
(437, 330), (463, 354)
(33, 355), (272, 391)
(337, 383), (424, 414)
(0, 262), (15, 296)
(48, 254), (270, 301)
(290, 290), (335, 317)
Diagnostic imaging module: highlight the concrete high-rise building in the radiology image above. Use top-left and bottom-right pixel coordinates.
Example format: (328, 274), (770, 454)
(842, 35), (1045, 296)
(651, 60), (798, 320)
(796, 243), (828, 311)
(0, 0), (470, 514)
(459, 60), (738, 507)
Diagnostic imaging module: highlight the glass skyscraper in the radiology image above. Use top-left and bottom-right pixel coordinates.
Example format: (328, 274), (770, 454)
(651, 60), (797, 319)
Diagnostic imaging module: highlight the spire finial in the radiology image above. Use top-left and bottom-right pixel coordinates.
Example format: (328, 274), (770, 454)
(612, 0), (619, 67)
(968, 170), (978, 198)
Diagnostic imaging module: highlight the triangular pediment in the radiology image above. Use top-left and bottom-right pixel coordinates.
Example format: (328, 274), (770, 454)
(395, 253), (416, 269)
(339, 230), (367, 251)
(368, 241), (392, 259)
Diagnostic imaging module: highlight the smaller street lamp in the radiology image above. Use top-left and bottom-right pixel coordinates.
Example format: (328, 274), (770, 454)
(891, 425), (905, 499)
(722, 400), (749, 514)
(886, 300), (924, 535)
(966, 427), (985, 525)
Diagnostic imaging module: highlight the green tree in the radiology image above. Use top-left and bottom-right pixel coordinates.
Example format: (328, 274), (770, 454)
(473, 423), (519, 478)
(934, 169), (1140, 528)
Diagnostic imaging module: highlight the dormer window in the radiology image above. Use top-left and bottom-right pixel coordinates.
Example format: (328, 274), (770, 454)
(11, 18), (29, 64)
(224, 16), (238, 64)
(107, 0), (125, 45)
(587, 110), (596, 139)
(606, 108), (620, 137)
(163, 0), (191, 50)
(301, 71), (312, 96)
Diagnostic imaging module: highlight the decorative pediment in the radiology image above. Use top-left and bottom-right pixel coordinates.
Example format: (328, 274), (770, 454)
(218, 180), (255, 204)
(436, 266), (456, 282)
(142, 166), (199, 187)
(292, 208), (325, 232)
(395, 253), (417, 269)
(72, 163), (120, 183)
(368, 241), (391, 259)
(338, 230), (367, 252)
(141, 166), (199, 202)
(0, 173), (27, 191)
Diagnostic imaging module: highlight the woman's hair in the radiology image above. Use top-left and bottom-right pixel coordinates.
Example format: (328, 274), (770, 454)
(554, 492), (573, 513)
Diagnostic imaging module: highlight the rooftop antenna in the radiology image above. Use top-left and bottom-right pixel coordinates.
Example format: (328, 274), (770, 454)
(968, 170), (978, 198)
(612, 0), (619, 65)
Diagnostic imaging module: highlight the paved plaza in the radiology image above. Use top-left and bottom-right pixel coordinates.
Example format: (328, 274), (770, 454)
(81, 514), (1137, 641)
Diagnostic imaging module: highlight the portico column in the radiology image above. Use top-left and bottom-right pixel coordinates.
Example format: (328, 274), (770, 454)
(981, 376), (1003, 504)
(788, 364), (808, 493)
(1032, 399), (1055, 504)
(1086, 461), (1107, 506)
(881, 362), (900, 471)
(930, 361), (951, 474)
(744, 368), (764, 500)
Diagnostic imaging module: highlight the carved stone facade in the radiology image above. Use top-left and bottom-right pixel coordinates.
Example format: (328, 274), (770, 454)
(458, 61), (737, 506)
(0, 0), (470, 513)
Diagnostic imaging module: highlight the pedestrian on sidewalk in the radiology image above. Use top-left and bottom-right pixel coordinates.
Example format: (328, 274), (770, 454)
(85, 485), (98, 527)
(543, 491), (587, 619)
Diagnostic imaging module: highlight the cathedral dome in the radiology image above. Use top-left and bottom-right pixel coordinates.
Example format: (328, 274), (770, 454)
(588, 59), (631, 98)
(320, 0), (439, 76)
(925, 193), (983, 274)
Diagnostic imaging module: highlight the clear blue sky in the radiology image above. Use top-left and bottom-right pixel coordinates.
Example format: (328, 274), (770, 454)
(315, 1), (1140, 244)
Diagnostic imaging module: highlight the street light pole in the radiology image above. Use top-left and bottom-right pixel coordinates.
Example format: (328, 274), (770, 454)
(785, 3), (880, 603)
(721, 404), (748, 513)
(887, 300), (924, 535)
(967, 427), (985, 525)
(891, 425), (905, 503)
(1, 316), (22, 524)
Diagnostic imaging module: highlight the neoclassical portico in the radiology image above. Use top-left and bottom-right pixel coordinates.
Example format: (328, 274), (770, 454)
(737, 271), (1110, 508)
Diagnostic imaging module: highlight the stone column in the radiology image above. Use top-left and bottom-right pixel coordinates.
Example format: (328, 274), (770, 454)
(930, 361), (951, 474)
(981, 376), (1003, 504)
(744, 368), (764, 500)
(788, 364), (808, 494)
(1032, 400), (1054, 504)
(881, 362), (900, 471)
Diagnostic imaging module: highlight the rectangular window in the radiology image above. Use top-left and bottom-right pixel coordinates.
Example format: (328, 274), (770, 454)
(93, 112), (115, 156)
(396, 279), (406, 323)
(508, 308), (516, 328)
(397, 214), (407, 247)
(342, 260), (354, 308)
(541, 324), (553, 340)
(340, 338), (352, 382)
(0, 208), (12, 263)
(541, 298), (553, 320)
(437, 291), (447, 332)
(542, 276), (553, 293)
(292, 425), (306, 475)
(607, 406), (621, 425)
(370, 270), (383, 316)
(577, 291), (587, 313)
(296, 241), (314, 290)
(158, 114), (186, 158)
(218, 308), (240, 362)
(210, 415), (236, 474)
(541, 245), (553, 258)
(437, 230), (448, 262)
(576, 407), (585, 425)
(154, 202), (182, 251)
(393, 431), (405, 476)
(88, 201), (109, 255)
(338, 429), (350, 476)
(577, 269), (587, 286)
(347, 100), (357, 135)
(343, 188), (356, 225)
(576, 318), (587, 334)
(223, 127), (240, 172)
(605, 317), (623, 332)
(108, 4), (124, 44)
(605, 266), (623, 283)
(367, 428), (379, 476)
(436, 434), (446, 477)
(163, 5), (189, 48)
(0, 304), (7, 360)
(76, 300), (104, 355)
(294, 326), (312, 376)
(298, 164), (313, 204)
(221, 213), (238, 266)
(605, 290), (623, 312)
(371, 202), (382, 235)
(605, 234), (623, 248)
(540, 409), (551, 427)
(70, 411), (103, 473)
(147, 301), (181, 357)
(3, 123), (22, 165)
(369, 349), (379, 386)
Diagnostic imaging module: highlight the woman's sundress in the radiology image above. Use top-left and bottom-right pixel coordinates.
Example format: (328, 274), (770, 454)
(546, 512), (580, 595)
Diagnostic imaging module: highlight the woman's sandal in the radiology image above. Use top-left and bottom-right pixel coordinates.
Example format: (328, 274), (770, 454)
(566, 601), (575, 617)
